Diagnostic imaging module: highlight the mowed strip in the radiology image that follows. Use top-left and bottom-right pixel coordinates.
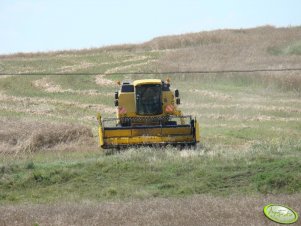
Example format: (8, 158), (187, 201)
(0, 93), (115, 116)
(182, 102), (301, 114)
(181, 91), (301, 122)
(33, 77), (114, 95)
(0, 195), (300, 226)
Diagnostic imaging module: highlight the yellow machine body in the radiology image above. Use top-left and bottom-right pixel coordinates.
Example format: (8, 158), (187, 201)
(97, 79), (200, 148)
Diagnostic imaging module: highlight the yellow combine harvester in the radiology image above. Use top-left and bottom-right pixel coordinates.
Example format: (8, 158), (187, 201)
(97, 79), (200, 148)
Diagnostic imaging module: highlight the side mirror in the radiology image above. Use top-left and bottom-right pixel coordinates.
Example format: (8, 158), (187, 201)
(175, 89), (179, 97)
(115, 91), (118, 99)
(176, 98), (180, 105)
(114, 100), (118, 106)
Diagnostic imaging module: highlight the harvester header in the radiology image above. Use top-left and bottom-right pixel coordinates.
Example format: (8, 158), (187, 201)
(97, 79), (199, 148)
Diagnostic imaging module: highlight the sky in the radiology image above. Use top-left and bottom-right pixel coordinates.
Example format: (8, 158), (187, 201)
(0, 0), (300, 54)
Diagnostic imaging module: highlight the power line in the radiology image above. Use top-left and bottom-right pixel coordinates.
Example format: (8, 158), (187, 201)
(1, 67), (301, 76)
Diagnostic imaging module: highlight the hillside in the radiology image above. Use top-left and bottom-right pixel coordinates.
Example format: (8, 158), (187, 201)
(0, 26), (300, 225)
(1, 25), (300, 151)
(1, 25), (301, 72)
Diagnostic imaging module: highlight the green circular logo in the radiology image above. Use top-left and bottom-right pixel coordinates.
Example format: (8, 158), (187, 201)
(263, 204), (298, 224)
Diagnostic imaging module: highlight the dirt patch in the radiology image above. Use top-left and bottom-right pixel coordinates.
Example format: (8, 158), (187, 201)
(0, 119), (97, 154)
(0, 194), (300, 226)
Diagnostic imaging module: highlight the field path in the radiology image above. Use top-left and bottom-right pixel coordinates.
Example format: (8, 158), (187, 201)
(0, 194), (300, 226)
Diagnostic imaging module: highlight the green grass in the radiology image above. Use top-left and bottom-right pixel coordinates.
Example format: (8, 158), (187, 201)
(0, 50), (160, 74)
(1, 72), (300, 146)
(268, 40), (301, 56)
(0, 139), (300, 204)
(0, 27), (301, 205)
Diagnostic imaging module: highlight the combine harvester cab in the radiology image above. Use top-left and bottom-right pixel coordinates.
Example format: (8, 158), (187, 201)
(97, 79), (200, 149)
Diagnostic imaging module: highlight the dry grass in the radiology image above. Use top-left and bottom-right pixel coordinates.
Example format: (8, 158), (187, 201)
(94, 74), (115, 86)
(0, 92), (115, 115)
(33, 77), (63, 93)
(0, 26), (300, 224)
(0, 119), (97, 154)
(0, 194), (300, 226)
(0, 75), (15, 79)
(152, 26), (301, 72)
(1, 26), (301, 90)
(59, 62), (95, 73)
(105, 60), (157, 74)
(32, 76), (115, 95)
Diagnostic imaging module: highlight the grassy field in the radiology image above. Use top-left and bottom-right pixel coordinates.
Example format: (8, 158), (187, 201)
(0, 26), (301, 225)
